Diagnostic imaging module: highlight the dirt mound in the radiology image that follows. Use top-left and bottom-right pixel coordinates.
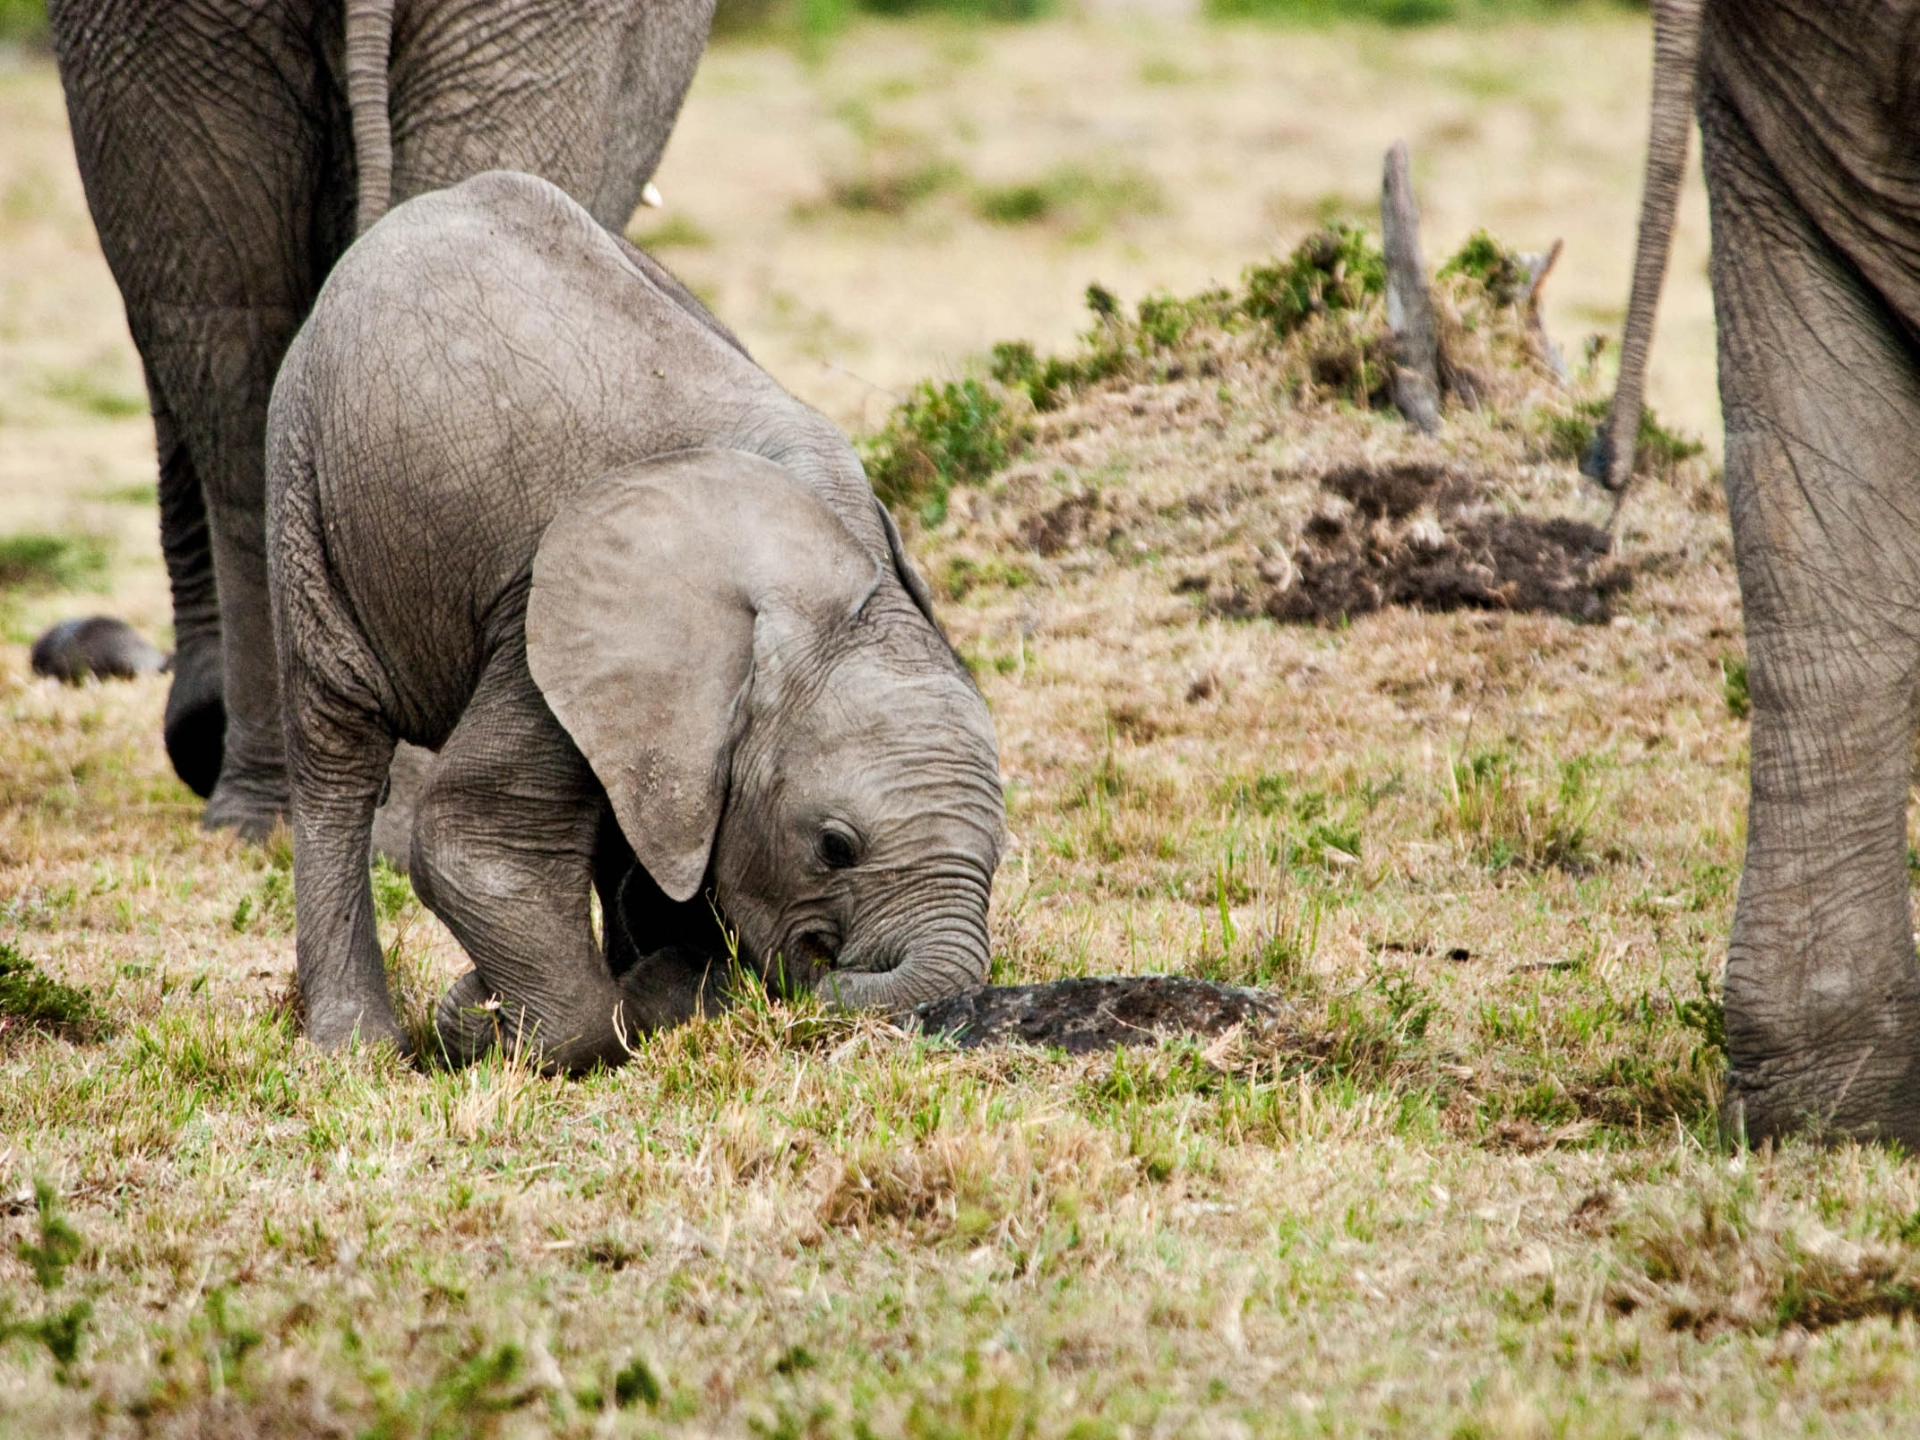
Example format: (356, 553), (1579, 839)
(864, 226), (1713, 628)
(905, 975), (1286, 1053)
(1225, 462), (1630, 624)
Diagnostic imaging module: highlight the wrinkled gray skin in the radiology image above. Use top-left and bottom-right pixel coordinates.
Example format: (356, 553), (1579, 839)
(30, 616), (166, 683)
(268, 172), (1006, 1070)
(47, 0), (714, 832)
(1602, 0), (1920, 1144)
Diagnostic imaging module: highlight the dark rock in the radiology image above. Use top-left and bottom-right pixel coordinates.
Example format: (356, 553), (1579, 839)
(30, 615), (167, 683)
(902, 974), (1286, 1053)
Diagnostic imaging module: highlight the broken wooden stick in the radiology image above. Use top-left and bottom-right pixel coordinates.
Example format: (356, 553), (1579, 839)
(1522, 238), (1569, 383)
(1382, 140), (1442, 435)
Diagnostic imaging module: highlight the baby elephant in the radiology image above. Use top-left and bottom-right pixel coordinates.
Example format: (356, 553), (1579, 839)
(267, 170), (1005, 1070)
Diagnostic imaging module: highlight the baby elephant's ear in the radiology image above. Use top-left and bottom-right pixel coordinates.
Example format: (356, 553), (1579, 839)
(526, 449), (880, 902)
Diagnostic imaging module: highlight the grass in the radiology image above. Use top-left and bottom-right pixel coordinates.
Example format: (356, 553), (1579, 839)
(0, 532), (110, 593)
(0, 0), (46, 45)
(13, 16), (1920, 1438)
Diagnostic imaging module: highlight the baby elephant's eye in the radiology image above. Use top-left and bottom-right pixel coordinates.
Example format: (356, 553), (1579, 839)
(819, 828), (858, 870)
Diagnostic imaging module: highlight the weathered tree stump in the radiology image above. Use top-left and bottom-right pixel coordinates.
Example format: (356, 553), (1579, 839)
(1382, 140), (1443, 436)
(903, 974), (1287, 1053)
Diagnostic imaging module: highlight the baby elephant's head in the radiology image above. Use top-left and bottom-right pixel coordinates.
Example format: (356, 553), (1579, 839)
(527, 449), (1005, 1013)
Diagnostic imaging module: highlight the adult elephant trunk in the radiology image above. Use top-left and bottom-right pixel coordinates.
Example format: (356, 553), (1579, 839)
(346, 0), (396, 235)
(1582, 0), (1704, 491)
(821, 920), (991, 1014)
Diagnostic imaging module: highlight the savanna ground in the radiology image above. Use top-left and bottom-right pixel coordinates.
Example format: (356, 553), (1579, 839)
(11, 7), (1920, 1438)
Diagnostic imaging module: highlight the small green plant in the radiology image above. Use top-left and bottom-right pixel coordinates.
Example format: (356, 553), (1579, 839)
(1, 1180), (91, 1379)
(1541, 396), (1704, 477)
(0, 532), (111, 593)
(0, 943), (106, 1044)
(1722, 656), (1751, 719)
(863, 377), (1025, 524)
(1672, 964), (1727, 1065)
(1438, 228), (1528, 306)
(614, 1355), (663, 1407)
(1242, 224), (1386, 338)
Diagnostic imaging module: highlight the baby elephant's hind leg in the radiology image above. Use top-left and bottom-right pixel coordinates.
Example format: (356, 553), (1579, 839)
(287, 700), (403, 1053)
(411, 643), (633, 1073)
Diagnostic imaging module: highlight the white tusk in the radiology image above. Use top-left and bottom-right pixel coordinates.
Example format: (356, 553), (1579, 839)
(640, 181), (664, 209)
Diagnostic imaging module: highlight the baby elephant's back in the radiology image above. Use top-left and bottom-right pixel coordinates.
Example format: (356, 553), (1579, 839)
(282, 170), (787, 738)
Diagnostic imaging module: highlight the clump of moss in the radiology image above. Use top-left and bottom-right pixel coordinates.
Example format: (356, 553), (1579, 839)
(0, 943), (107, 1046)
(863, 378), (1027, 525)
(1242, 223), (1386, 337)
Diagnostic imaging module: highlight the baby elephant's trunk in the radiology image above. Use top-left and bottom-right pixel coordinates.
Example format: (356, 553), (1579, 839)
(820, 920), (990, 1015)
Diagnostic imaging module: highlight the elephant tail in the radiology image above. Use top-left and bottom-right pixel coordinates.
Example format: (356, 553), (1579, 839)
(346, 0), (397, 235)
(1582, 0), (1704, 493)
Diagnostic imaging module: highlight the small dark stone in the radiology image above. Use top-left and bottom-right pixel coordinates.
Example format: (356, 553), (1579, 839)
(902, 974), (1286, 1054)
(30, 616), (166, 684)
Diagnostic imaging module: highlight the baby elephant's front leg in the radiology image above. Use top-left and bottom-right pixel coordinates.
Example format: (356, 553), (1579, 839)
(410, 649), (634, 1073)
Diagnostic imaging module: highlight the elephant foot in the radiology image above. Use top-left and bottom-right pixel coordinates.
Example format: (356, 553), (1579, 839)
(434, 970), (508, 1067)
(305, 998), (407, 1057)
(617, 945), (729, 1032)
(1726, 1043), (1920, 1149)
(201, 774), (289, 843)
(163, 638), (226, 799)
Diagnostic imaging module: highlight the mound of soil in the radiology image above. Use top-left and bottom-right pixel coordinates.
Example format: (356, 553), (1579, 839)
(1223, 462), (1630, 624)
(881, 226), (1714, 630)
(904, 974), (1286, 1053)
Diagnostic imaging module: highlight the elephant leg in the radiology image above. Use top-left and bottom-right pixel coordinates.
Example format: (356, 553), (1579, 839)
(149, 384), (226, 799)
(50, 3), (354, 837)
(1701, 80), (1920, 1145)
(410, 643), (635, 1074)
(287, 687), (403, 1054)
(596, 815), (731, 1026)
(369, 740), (437, 875)
(199, 422), (293, 840)
(383, 0), (712, 231)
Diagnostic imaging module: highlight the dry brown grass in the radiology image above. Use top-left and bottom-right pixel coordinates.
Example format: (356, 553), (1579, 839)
(9, 14), (1920, 1438)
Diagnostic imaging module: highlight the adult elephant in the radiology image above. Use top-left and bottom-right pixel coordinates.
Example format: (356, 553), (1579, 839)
(1595, 0), (1920, 1144)
(47, 0), (715, 837)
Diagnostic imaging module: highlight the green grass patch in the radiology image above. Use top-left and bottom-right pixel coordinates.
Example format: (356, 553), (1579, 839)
(1441, 748), (1603, 872)
(626, 213), (713, 249)
(825, 157), (965, 216)
(1540, 395), (1705, 478)
(40, 366), (146, 420)
(0, 0), (47, 44)
(972, 161), (1166, 239)
(0, 531), (111, 594)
